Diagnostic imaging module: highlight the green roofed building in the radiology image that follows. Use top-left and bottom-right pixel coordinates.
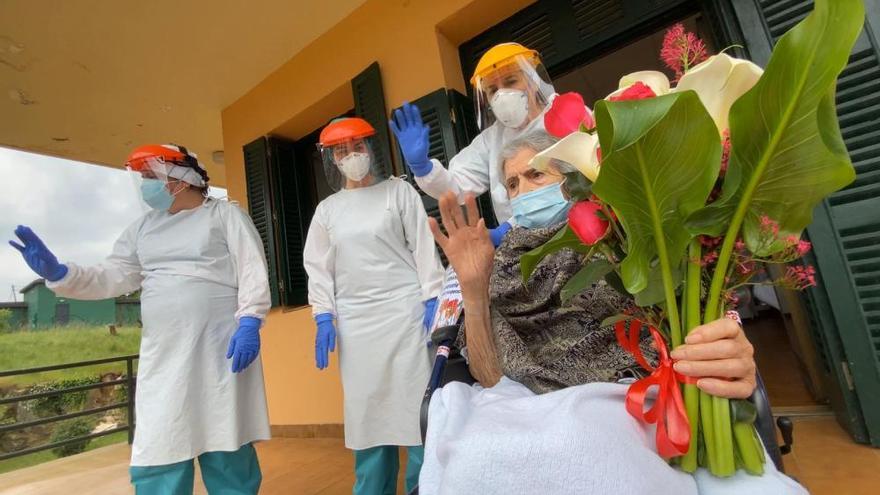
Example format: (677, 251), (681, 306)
(17, 279), (140, 329)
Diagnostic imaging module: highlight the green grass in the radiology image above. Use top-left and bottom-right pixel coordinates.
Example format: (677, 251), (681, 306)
(0, 326), (140, 474)
(0, 431), (129, 475)
(0, 326), (141, 388)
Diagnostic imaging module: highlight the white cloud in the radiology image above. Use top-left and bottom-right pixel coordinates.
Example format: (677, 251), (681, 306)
(0, 147), (225, 301)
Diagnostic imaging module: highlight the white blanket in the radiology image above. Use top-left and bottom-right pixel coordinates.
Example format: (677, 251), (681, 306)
(419, 378), (807, 495)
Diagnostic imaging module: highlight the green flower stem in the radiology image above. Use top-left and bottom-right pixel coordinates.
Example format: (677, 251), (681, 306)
(712, 395), (736, 476)
(733, 420), (765, 475)
(680, 239), (703, 472)
(700, 391), (717, 472)
(635, 145), (682, 347)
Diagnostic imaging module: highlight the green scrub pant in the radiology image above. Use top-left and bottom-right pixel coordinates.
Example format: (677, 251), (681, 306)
(354, 445), (424, 495)
(129, 443), (261, 495)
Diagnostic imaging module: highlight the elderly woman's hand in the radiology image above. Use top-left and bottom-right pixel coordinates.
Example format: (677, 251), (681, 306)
(669, 317), (756, 399)
(428, 192), (495, 293)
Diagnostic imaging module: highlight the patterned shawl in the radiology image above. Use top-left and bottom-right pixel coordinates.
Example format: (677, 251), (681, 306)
(486, 222), (652, 394)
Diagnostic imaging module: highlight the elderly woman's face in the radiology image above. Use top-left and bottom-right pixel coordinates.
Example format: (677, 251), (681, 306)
(503, 148), (563, 199)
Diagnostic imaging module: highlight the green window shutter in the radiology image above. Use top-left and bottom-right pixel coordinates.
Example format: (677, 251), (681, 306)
(390, 88), (502, 266)
(392, 89), (457, 266)
(732, 0), (880, 445)
(243, 137), (281, 307)
(352, 62), (394, 177)
(448, 89), (498, 228)
(269, 137), (315, 307)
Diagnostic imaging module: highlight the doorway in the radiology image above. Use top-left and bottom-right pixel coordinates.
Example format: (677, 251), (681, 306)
(54, 303), (69, 326)
(552, 13), (713, 104)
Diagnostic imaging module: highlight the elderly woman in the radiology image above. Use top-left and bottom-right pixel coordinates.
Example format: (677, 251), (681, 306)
(418, 132), (806, 494)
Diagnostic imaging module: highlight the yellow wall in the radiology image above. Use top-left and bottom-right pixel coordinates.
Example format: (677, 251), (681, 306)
(222, 0), (535, 427)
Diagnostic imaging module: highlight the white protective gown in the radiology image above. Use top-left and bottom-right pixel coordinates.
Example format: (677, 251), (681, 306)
(303, 178), (444, 450)
(47, 199), (271, 466)
(414, 94), (557, 223)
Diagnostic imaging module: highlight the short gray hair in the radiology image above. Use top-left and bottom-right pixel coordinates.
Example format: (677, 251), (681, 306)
(500, 131), (573, 176)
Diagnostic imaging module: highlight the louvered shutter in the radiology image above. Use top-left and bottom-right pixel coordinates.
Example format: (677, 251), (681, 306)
(732, 0), (880, 445)
(352, 62), (394, 177)
(270, 137), (314, 307)
(243, 137), (281, 307)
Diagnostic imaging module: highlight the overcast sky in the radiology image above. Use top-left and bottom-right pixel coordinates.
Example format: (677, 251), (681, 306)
(0, 147), (225, 302)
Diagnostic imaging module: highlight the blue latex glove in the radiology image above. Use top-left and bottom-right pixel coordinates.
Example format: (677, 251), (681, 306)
(423, 298), (438, 331)
(9, 225), (68, 282)
(226, 316), (262, 373)
(390, 102), (433, 177)
(489, 222), (512, 248)
(315, 313), (336, 370)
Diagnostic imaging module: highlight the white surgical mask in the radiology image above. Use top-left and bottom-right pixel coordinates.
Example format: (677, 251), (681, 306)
(490, 89), (530, 128)
(338, 152), (371, 181)
(511, 183), (571, 229)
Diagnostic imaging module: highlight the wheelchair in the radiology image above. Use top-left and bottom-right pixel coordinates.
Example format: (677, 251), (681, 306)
(411, 324), (795, 494)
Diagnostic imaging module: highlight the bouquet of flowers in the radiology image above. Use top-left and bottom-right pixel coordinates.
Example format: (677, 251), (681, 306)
(523, 0), (864, 476)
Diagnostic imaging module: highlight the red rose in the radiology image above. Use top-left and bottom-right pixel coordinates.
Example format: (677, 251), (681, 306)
(544, 92), (596, 138)
(608, 82), (657, 102)
(568, 201), (610, 245)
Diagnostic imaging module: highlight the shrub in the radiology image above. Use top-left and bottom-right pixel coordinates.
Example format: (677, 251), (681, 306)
(0, 309), (12, 332)
(50, 418), (93, 457)
(28, 376), (101, 417)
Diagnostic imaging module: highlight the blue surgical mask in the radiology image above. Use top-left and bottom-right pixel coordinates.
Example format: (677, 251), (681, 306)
(140, 179), (174, 210)
(511, 183), (571, 229)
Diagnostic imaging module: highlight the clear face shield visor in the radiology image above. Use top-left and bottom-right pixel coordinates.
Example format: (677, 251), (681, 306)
(125, 156), (205, 209)
(125, 156), (206, 187)
(473, 54), (556, 130)
(317, 137), (384, 191)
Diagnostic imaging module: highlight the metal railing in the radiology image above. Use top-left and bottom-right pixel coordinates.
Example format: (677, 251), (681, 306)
(0, 354), (138, 461)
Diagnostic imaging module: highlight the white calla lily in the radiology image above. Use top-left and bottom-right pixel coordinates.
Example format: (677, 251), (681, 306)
(529, 132), (601, 182)
(606, 71), (671, 100)
(673, 53), (764, 133)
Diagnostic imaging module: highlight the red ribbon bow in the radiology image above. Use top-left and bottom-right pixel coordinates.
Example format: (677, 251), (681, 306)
(615, 319), (694, 458)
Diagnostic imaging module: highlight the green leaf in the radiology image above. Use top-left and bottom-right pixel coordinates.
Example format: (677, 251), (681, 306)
(600, 313), (630, 328)
(686, 0), (862, 255)
(562, 171), (593, 202)
(730, 399), (757, 425)
(634, 260), (683, 307)
(561, 259), (614, 302)
(520, 225), (591, 282)
(604, 271), (629, 296)
(593, 92), (721, 294)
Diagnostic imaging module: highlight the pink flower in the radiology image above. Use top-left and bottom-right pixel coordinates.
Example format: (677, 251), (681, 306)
(724, 290), (741, 308)
(544, 92), (596, 138)
(661, 23), (708, 80)
(720, 130), (731, 176)
(700, 236), (721, 248)
(759, 215), (780, 235)
(701, 250), (719, 266)
(568, 201), (610, 246)
(608, 82), (657, 102)
(734, 239), (746, 251)
(736, 261), (756, 275)
(796, 240), (812, 256)
(782, 265), (817, 290)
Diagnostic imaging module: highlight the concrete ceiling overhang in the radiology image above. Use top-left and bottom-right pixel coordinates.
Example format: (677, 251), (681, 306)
(0, 0), (368, 186)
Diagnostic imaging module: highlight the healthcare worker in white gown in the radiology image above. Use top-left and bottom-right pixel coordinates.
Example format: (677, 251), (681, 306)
(9, 144), (271, 495)
(391, 42), (565, 246)
(303, 117), (444, 495)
